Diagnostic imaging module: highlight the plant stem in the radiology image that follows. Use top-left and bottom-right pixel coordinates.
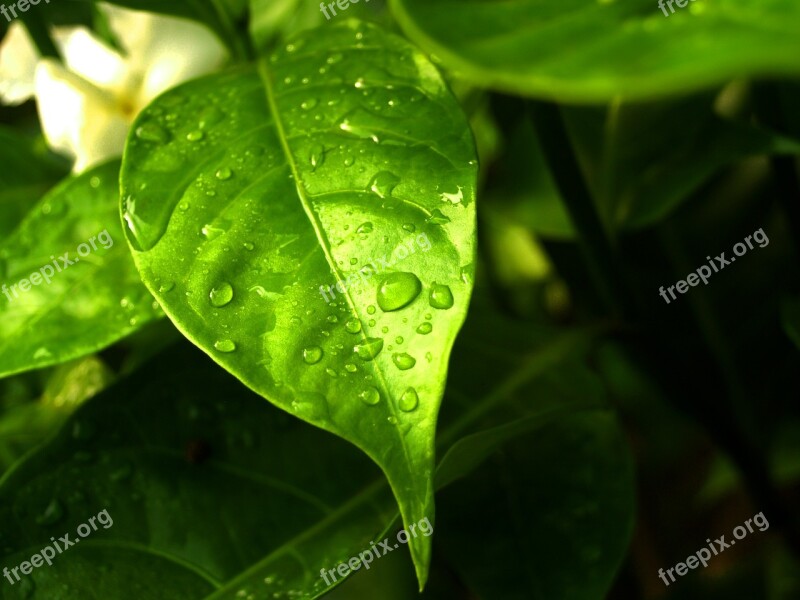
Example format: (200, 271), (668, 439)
(528, 100), (638, 321)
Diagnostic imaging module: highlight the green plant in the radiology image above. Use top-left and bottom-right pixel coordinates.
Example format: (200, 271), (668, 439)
(0, 1), (798, 599)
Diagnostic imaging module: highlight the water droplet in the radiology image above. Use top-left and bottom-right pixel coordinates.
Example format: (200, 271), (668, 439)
(209, 282), (234, 307)
(186, 130), (205, 142)
(216, 167), (233, 180)
(243, 241), (254, 251)
(343, 155), (355, 167)
(399, 387), (419, 412)
(377, 272), (422, 312)
(215, 339), (237, 353)
(392, 352), (416, 370)
(33, 347), (52, 360)
(357, 222), (374, 234)
(325, 367), (338, 377)
(345, 363), (358, 373)
(359, 386), (381, 406)
(158, 281), (175, 293)
(367, 305), (376, 315)
(327, 52), (343, 64)
(368, 319), (376, 327)
(395, 336), (404, 344)
(427, 209), (450, 224)
(135, 123), (170, 143)
(310, 143), (325, 168)
(416, 322), (432, 334)
(367, 171), (400, 198)
(402, 223), (416, 233)
(303, 346), (324, 364)
(301, 98), (318, 110)
(345, 319), (362, 334)
(429, 283), (454, 309)
(354, 337), (384, 361)
(36, 499), (64, 526)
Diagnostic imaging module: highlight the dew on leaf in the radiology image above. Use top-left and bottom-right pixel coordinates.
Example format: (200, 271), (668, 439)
(303, 346), (324, 364)
(359, 386), (381, 406)
(377, 272), (422, 312)
(186, 130), (205, 142)
(214, 339), (236, 353)
(215, 167), (233, 180)
(367, 171), (400, 198)
(392, 353), (416, 370)
(357, 222), (374, 234)
(354, 337), (384, 360)
(399, 387), (419, 412)
(416, 322), (432, 334)
(135, 123), (170, 143)
(345, 319), (362, 334)
(429, 283), (454, 309)
(427, 209), (450, 224)
(209, 282), (234, 307)
(367, 305), (376, 315)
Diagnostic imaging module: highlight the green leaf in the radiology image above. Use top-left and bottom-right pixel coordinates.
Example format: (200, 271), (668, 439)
(0, 341), (393, 599)
(562, 99), (800, 230)
(0, 127), (67, 238)
(389, 0), (800, 103)
(434, 411), (635, 600)
(120, 20), (477, 585)
(0, 160), (162, 379)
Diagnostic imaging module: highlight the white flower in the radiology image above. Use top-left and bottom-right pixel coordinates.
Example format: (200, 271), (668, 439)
(0, 4), (229, 172)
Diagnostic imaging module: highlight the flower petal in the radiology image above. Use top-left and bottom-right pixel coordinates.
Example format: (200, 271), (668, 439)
(54, 28), (131, 96)
(35, 59), (130, 173)
(0, 22), (39, 105)
(100, 3), (228, 106)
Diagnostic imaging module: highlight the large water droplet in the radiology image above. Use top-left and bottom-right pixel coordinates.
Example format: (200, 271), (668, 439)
(416, 322), (432, 335)
(392, 352), (416, 370)
(354, 337), (384, 360)
(429, 283), (454, 309)
(359, 386), (381, 406)
(377, 272), (422, 312)
(214, 339), (236, 353)
(356, 221), (374, 235)
(399, 387), (419, 412)
(303, 346), (324, 364)
(209, 282), (234, 307)
(367, 171), (400, 198)
(345, 318), (362, 334)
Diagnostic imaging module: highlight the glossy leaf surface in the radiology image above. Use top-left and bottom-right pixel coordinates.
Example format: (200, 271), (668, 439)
(390, 0), (800, 103)
(120, 20), (478, 584)
(0, 161), (162, 379)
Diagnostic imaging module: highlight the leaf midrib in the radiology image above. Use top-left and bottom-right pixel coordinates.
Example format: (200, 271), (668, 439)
(255, 57), (414, 472)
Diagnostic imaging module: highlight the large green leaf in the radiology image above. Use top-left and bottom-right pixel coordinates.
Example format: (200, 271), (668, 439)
(0, 161), (162, 379)
(120, 19), (477, 585)
(0, 342), (394, 600)
(389, 0), (800, 103)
